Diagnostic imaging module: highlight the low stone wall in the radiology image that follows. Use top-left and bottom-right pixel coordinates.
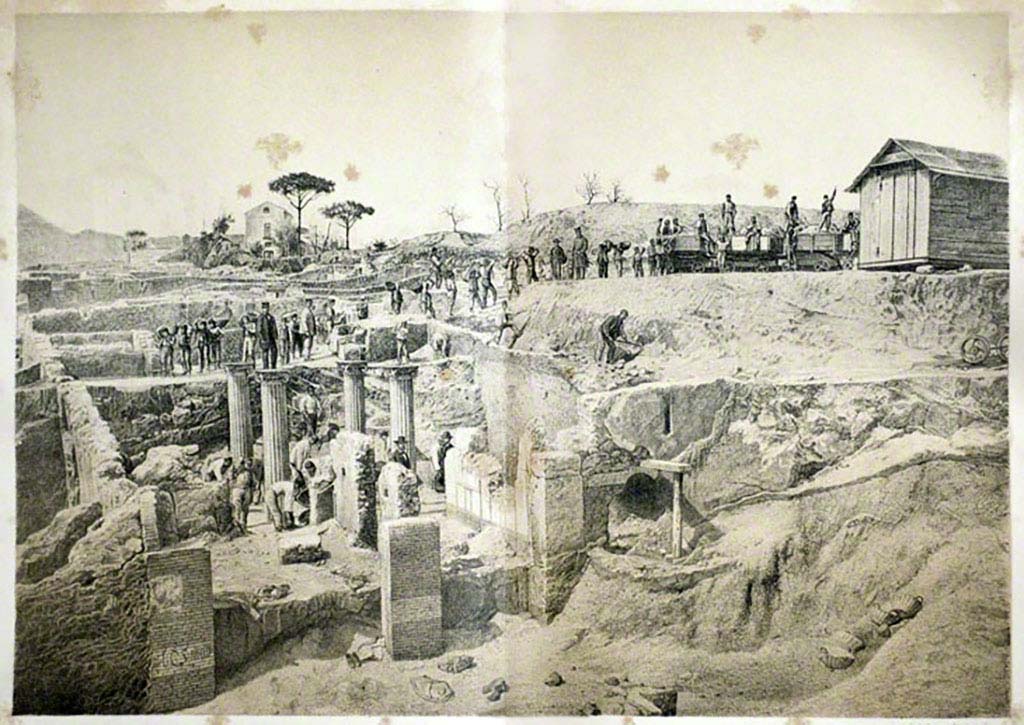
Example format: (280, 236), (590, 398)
(57, 345), (149, 379)
(59, 382), (136, 509)
(213, 587), (380, 679)
(21, 274), (200, 312)
(20, 329), (70, 382)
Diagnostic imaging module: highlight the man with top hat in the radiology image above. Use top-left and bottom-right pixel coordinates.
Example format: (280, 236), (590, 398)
(256, 301), (278, 370)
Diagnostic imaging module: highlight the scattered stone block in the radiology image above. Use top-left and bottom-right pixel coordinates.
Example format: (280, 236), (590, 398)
(381, 518), (442, 660)
(278, 530), (326, 565)
(377, 461), (421, 525)
(16, 501), (103, 584)
(330, 432), (378, 549)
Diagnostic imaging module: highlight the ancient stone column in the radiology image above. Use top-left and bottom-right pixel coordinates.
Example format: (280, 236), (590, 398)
(339, 360), (368, 434)
(225, 362), (254, 462)
(259, 370), (291, 487)
(388, 365), (418, 469)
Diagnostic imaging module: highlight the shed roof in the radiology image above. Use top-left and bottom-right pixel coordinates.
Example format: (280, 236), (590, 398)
(846, 138), (1007, 191)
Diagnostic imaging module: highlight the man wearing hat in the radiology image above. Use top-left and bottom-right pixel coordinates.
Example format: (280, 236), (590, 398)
(389, 436), (411, 469)
(721, 193), (737, 235)
(572, 226), (590, 280)
(256, 301), (279, 370)
(433, 431), (454, 493)
(549, 238), (567, 281)
(299, 298), (317, 360)
(597, 308), (634, 364)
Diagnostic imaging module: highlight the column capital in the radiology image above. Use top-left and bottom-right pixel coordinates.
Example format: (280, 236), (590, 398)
(338, 360), (368, 376)
(257, 369), (290, 384)
(224, 361), (255, 376)
(378, 363), (418, 380)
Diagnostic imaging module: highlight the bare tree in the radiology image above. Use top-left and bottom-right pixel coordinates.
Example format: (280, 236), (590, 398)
(483, 180), (504, 231)
(518, 175), (532, 222)
(606, 179), (630, 203)
(576, 171), (602, 205)
(441, 205), (468, 232)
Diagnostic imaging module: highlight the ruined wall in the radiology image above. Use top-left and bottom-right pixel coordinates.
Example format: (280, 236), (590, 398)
(20, 329), (70, 382)
(58, 345), (149, 379)
(474, 345), (582, 481)
(16, 416), (68, 542)
(59, 382), (136, 509)
(22, 274), (200, 312)
(14, 501), (150, 714)
(89, 380), (250, 463)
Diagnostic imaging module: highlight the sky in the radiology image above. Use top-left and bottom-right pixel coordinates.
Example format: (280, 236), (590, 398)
(15, 10), (1009, 245)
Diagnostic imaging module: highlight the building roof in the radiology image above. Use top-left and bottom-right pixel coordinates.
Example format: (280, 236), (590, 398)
(846, 138), (1007, 191)
(245, 200), (293, 217)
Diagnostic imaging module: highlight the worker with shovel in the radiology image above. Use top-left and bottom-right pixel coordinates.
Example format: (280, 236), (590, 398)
(597, 309), (641, 364)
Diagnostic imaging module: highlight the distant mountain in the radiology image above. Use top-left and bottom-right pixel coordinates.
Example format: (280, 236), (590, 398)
(17, 205), (126, 269)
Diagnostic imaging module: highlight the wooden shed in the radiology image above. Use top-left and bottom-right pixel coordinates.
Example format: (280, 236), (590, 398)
(846, 139), (1008, 269)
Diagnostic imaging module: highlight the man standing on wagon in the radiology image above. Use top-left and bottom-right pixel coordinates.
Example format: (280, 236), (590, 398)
(818, 188), (836, 232)
(721, 194), (737, 235)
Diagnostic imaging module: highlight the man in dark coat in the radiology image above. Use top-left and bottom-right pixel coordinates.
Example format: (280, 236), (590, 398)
(524, 246), (540, 283)
(256, 301), (278, 370)
(572, 227), (590, 279)
(432, 431), (454, 493)
(696, 213), (713, 254)
(596, 241), (610, 278)
(175, 322), (193, 375)
(550, 238), (567, 280)
(597, 309), (633, 364)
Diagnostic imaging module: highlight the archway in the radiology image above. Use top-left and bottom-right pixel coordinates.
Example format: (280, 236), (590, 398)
(606, 471), (672, 552)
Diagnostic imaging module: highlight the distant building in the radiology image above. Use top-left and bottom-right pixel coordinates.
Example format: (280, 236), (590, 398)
(846, 139), (1008, 270)
(244, 201), (294, 253)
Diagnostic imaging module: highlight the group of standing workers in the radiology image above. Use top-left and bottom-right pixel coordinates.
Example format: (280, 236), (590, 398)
(238, 297), (345, 370)
(157, 296), (351, 376)
(156, 314), (225, 376)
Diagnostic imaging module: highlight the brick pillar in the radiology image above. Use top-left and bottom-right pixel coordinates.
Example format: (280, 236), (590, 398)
(339, 360), (367, 434)
(259, 370), (290, 487)
(381, 518), (442, 660)
(225, 362), (254, 462)
(145, 546), (215, 712)
(388, 365), (418, 469)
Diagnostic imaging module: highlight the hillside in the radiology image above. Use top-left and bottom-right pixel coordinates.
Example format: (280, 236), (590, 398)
(17, 206), (126, 269)
(478, 201), (852, 254)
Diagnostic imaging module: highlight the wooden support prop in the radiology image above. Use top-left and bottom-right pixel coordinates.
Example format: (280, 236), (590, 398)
(640, 458), (693, 557)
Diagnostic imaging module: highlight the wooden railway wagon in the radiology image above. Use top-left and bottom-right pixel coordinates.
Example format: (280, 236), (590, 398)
(659, 233), (715, 272)
(846, 138), (1008, 270)
(791, 231), (857, 271)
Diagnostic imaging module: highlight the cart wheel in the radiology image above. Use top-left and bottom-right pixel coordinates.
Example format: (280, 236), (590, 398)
(960, 336), (991, 365)
(996, 334), (1009, 363)
(813, 257), (833, 272)
(755, 261), (771, 273)
(722, 262), (734, 273)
